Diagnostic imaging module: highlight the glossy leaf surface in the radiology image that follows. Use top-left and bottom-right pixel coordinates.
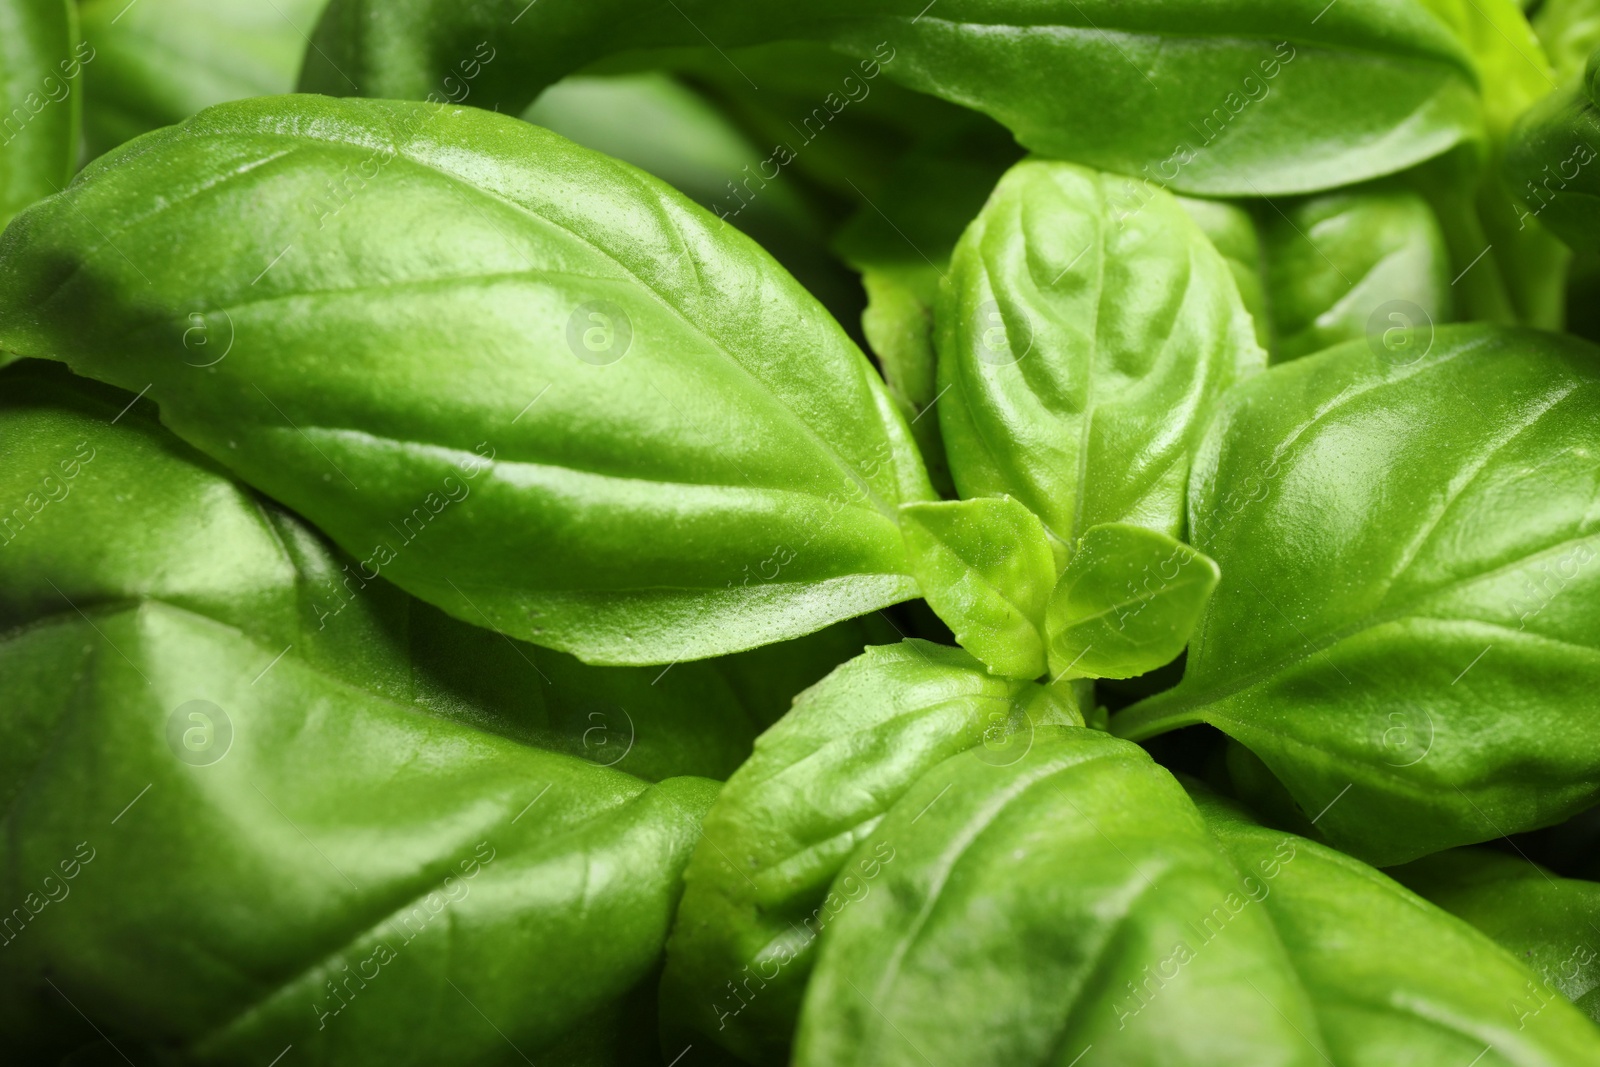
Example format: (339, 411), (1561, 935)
(302, 0), (1481, 196)
(793, 731), (1600, 1064)
(1116, 326), (1600, 865)
(936, 159), (1265, 545)
(1261, 186), (1453, 362)
(523, 71), (866, 331)
(1046, 522), (1219, 681)
(0, 363), (722, 1064)
(1190, 787), (1600, 1065)
(659, 641), (1079, 1065)
(0, 95), (934, 666)
(1506, 68), (1600, 252)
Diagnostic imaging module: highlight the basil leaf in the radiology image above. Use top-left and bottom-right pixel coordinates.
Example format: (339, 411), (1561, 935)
(78, 0), (328, 158)
(1046, 522), (1219, 681)
(303, 0), (1481, 197)
(0, 0), (80, 227)
(791, 731), (1600, 1065)
(1186, 785), (1600, 1064)
(0, 95), (935, 665)
(0, 362), (777, 782)
(1506, 69), (1600, 254)
(793, 727), (1321, 1066)
(0, 364), (720, 1063)
(1115, 325), (1600, 865)
(1175, 195), (1272, 351)
(936, 159), (1265, 546)
(659, 641), (1080, 1065)
(1392, 848), (1600, 1024)
(900, 496), (1056, 679)
(1261, 185), (1454, 362)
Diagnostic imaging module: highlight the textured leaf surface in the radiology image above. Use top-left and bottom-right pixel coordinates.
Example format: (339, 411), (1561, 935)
(0, 95), (934, 665)
(659, 641), (1079, 1065)
(1116, 326), (1600, 865)
(936, 159), (1265, 545)
(1046, 522), (1219, 681)
(1261, 186), (1453, 362)
(0, 363), (724, 1064)
(793, 734), (1600, 1065)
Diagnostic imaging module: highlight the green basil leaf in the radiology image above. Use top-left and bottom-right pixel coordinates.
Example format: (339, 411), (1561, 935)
(660, 641), (1080, 1066)
(1046, 522), (1219, 681)
(900, 496), (1056, 679)
(0, 364), (720, 1063)
(78, 0), (328, 158)
(1536, 0), (1600, 84)
(1261, 185), (1454, 362)
(0, 361), (779, 782)
(1186, 785), (1600, 1064)
(1175, 195), (1271, 351)
(936, 159), (1265, 545)
(1115, 325), (1600, 865)
(0, 0), (80, 227)
(1392, 848), (1600, 1024)
(0, 95), (935, 665)
(302, 0), (1481, 197)
(791, 731), (1600, 1065)
(793, 727), (1321, 1066)
(1506, 71), (1600, 253)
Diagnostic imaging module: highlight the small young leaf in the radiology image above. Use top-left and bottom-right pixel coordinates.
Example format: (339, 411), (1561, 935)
(1046, 522), (1220, 681)
(936, 160), (1266, 548)
(900, 497), (1056, 679)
